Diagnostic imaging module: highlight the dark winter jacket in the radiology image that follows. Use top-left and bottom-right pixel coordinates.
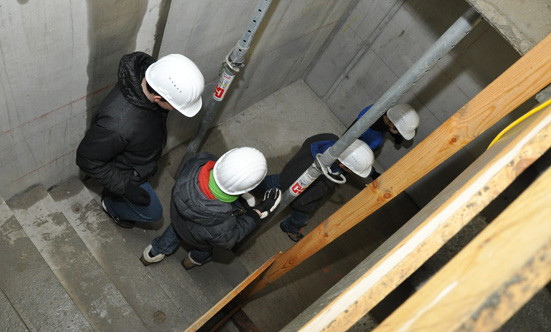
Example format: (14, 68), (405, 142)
(171, 152), (260, 252)
(281, 133), (339, 215)
(76, 52), (168, 194)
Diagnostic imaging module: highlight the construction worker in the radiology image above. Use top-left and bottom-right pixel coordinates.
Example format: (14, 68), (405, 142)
(140, 147), (282, 269)
(249, 134), (374, 242)
(76, 52), (205, 228)
(347, 104), (420, 179)
(351, 103), (420, 151)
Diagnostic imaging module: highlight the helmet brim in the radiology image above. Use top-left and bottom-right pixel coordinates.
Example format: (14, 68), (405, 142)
(175, 97), (203, 117)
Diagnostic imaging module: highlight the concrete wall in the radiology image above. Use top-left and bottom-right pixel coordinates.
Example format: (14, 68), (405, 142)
(0, 0), (167, 198)
(305, 0), (535, 207)
(159, 0), (358, 148)
(465, 0), (551, 55)
(0, 0), (356, 199)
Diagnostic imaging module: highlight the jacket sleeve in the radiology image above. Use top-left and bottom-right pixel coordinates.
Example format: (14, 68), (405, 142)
(76, 117), (129, 194)
(234, 210), (260, 243)
(212, 210), (260, 250)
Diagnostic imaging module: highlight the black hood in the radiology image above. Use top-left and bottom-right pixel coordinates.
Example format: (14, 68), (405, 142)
(118, 52), (157, 110)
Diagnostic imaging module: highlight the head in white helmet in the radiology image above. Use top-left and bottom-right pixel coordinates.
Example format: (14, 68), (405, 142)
(145, 54), (205, 117)
(337, 139), (374, 178)
(386, 104), (419, 140)
(213, 147), (268, 195)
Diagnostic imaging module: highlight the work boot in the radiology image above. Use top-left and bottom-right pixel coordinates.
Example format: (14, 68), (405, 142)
(181, 253), (201, 270)
(101, 199), (136, 228)
(280, 222), (304, 243)
(140, 244), (165, 266)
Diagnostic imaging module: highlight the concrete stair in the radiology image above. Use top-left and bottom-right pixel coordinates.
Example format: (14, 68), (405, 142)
(0, 175), (246, 332)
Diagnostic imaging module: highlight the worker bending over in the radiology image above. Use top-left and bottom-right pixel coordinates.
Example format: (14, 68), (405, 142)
(76, 52), (205, 228)
(140, 147), (281, 269)
(248, 134), (374, 242)
(347, 103), (420, 178)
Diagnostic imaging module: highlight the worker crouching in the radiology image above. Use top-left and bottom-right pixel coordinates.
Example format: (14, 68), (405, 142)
(252, 134), (374, 242)
(140, 147), (281, 270)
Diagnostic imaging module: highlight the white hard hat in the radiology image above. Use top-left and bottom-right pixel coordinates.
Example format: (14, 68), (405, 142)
(145, 54), (205, 117)
(338, 139), (374, 178)
(386, 104), (419, 140)
(214, 147), (267, 195)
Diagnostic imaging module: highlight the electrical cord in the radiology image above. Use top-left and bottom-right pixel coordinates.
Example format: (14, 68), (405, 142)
(487, 97), (551, 149)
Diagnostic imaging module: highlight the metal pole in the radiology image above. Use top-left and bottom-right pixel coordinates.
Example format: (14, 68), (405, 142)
(233, 7), (482, 251)
(175, 0), (273, 179)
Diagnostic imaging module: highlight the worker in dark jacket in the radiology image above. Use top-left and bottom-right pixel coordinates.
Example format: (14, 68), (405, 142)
(76, 52), (205, 228)
(140, 147), (281, 269)
(251, 133), (374, 242)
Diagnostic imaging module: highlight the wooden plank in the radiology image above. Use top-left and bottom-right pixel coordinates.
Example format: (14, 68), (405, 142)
(185, 252), (281, 332)
(248, 29), (551, 297)
(288, 103), (551, 331)
(373, 164), (551, 331)
(230, 309), (260, 332)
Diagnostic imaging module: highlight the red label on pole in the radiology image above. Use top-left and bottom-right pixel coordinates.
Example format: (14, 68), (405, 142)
(214, 85), (225, 99)
(213, 72), (234, 101)
(291, 182), (306, 195)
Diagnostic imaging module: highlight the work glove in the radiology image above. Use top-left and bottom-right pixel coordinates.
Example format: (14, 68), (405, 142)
(124, 182), (151, 206)
(255, 188), (282, 219)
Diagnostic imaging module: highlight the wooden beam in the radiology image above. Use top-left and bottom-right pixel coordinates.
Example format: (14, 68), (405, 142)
(230, 309), (260, 332)
(185, 252), (281, 332)
(248, 29), (551, 297)
(373, 165), (551, 331)
(290, 104), (551, 331)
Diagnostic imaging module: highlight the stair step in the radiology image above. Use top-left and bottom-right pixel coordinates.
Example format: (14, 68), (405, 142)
(84, 176), (216, 323)
(6, 185), (147, 332)
(0, 287), (29, 332)
(0, 195), (93, 331)
(84, 166), (249, 324)
(49, 177), (189, 331)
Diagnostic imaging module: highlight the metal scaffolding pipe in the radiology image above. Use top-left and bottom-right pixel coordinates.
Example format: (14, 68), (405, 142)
(234, 7), (482, 251)
(175, 0), (273, 179)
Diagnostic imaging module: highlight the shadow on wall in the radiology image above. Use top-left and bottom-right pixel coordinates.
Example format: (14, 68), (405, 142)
(83, 0), (171, 132)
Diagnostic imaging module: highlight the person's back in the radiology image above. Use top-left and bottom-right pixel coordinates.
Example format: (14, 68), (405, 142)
(348, 104), (420, 152)
(140, 147), (282, 270)
(171, 151), (255, 251)
(257, 134), (374, 242)
(76, 52), (205, 229)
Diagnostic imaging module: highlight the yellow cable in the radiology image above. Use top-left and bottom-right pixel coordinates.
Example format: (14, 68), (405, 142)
(487, 97), (551, 149)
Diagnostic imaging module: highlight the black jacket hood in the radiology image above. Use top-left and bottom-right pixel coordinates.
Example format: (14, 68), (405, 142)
(118, 52), (157, 110)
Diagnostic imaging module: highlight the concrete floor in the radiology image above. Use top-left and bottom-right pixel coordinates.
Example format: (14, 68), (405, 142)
(164, 79), (420, 331)
(163, 79), (551, 331)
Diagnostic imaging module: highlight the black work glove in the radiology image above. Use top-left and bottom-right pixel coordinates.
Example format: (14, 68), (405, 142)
(255, 188), (282, 219)
(124, 182), (151, 206)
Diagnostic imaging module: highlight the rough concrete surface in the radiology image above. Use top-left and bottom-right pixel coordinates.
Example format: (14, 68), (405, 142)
(0, 196), (93, 332)
(7, 185), (148, 332)
(50, 177), (189, 330)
